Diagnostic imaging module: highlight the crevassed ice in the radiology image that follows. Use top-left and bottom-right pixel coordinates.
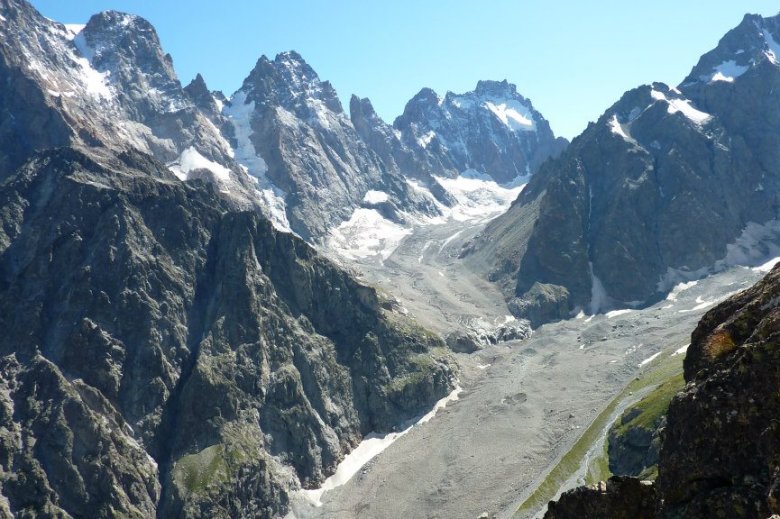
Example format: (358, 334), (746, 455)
(434, 170), (526, 222)
(326, 208), (412, 261)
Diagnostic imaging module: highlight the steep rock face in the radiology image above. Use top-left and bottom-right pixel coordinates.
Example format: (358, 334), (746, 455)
(0, 147), (454, 517)
(225, 51), (441, 240)
(543, 263), (780, 518)
(349, 95), (456, 206)
(659, 263), (780, 517)
(469, 13), (780, 319)
(393, 80), (567, 184)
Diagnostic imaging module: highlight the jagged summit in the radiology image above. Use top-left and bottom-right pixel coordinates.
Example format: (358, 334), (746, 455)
(473, 78), (518, 97)
(240, 50), (343, 114)
(184, 72), (209, 98)
(394, 80), (567, 183)
(683, 12), (780, 86)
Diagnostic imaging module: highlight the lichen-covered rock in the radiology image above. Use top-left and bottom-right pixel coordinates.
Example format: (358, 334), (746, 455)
(658, 263), (780, 518)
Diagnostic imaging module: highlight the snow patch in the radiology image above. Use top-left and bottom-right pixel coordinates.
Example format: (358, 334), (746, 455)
(225, 90), (290, 232)
(761, 26), (780, 65)
(418, 130), (436, 148)
(327, 208), (412, 261)
(70, 32), (114, 99)
(753, 256), (780, 273)
(678, 297), (716, 313)
(483, 99), (536, 132)
(588, 263), (611, 315)
(720, 220), (780, 268)
(439, 229), (464, 254)
(708, 60), (748, 83)
(419, 240), (432, 264)
(302, 385), (462, 506)
(671, 344), (690, 357)
(656, 219), (780, 295)
(608, 114), (637, 145)
(64, 24), (86, 39)
(362, 190), (389, 205)
(605, 309), (633, 319)
(213, 96), (224, 113)
(638, 352), (662, 367)
(650, 89), (711, 125)
(168, 147), (232, 182)
(666, 280), (698, 302)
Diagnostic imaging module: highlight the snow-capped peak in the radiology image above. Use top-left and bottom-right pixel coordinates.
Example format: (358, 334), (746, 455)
(684, 13), (780, 86)
(393, 80), (565, 184)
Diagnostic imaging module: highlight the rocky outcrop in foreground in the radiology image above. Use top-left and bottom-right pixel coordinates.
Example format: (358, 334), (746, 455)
(544, 263), (780, 518)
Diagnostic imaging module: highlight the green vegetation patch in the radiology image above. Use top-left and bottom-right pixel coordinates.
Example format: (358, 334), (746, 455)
(612, 373), (685, 437)
(174, 444), (231, 495)
(513, 348), (686, 518)
(172, 430), (256, 497)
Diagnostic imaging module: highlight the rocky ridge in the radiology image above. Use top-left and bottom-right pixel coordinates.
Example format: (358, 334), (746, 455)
(0, 0), (273, 218)
(0, 0), (571, 243)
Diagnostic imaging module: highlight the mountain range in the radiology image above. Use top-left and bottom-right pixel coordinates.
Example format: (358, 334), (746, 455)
(4, 0), (780, 517)
(465, 13), (780, 324)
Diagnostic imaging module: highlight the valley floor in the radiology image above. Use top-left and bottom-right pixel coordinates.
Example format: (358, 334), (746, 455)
(289, 215), (768, 519)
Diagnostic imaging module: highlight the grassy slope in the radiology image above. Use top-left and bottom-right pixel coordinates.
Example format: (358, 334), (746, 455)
(513, 350), (685, 517)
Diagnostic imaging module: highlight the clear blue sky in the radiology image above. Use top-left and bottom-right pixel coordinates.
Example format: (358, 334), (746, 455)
(29, 0), (780, 139)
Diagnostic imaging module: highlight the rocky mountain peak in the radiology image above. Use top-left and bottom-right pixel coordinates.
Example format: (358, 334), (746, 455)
(683, 12), (780, 86)
(349, 94), (381, 123)
(242, 50), (343, 114)
(394, 81), (566, 183)
(473, 79), (517, 97)
(394, 87), (441, 123)
(411, 87), (442, 105)
(183, 72), (216, 111)
(78, 10), (179, 101)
